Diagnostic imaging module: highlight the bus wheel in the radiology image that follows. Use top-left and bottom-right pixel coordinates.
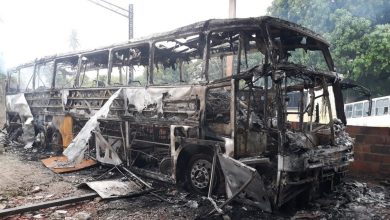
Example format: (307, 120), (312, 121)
(185, 154), (217, 194)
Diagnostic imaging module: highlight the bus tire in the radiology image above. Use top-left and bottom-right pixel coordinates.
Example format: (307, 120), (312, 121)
(185, 153), (218, 194)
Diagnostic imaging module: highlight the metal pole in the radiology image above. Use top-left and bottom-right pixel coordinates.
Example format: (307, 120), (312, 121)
(229, 0), (236, 18)
(128, 4), (134, 82)
(225, 0), (236, 76)
(128, 4), (134, 39)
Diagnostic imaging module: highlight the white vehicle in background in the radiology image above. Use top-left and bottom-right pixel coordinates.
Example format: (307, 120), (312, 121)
(345, 96), (390, 127)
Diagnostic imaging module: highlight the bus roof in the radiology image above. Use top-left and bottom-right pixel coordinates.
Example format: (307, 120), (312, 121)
(8, 16), (330, 71)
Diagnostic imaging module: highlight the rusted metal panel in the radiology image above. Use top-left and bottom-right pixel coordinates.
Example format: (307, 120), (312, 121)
(59, 115), (73, 148)
(81, 180), (143, 199)
(218, 153), (272, 212)
(41, 156), (97, 173)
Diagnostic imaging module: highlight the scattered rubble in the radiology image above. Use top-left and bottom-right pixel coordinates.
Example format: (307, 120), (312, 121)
(50, 210), (67, 219)
(32, 213), (44, 219)
(1, 129), (389, 219)
(1, 147), (390, 219)
(31, 186), (42, 194)
(72, 211), (91, 220)
(185, 200), (199, 209)
(288, 180), (390, 220)
(0, 204), (6, 210)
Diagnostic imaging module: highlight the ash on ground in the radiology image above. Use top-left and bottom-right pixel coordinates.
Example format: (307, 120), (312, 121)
(0, 136), (389, 219)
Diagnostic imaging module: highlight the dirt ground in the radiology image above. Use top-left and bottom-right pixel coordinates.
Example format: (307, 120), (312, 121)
(1, 145), (390, 220)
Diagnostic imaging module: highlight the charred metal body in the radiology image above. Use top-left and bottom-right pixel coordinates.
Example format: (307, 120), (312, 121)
(5, 16), (353, 211)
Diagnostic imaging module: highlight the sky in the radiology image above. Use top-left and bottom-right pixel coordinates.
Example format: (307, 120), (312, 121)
(0, 0), (273, 69)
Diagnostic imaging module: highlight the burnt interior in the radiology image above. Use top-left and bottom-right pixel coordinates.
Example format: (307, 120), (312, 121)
(5, 16), (357, 211)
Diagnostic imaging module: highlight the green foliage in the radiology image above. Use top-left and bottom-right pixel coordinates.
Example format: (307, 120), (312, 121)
(268, 0), (336, 34)
(353, 25), (390, 77)
(134, 71), (147, 85)
(289, 49), (329, 71)
(182, 60), (203, 82)
(268, 0), (390, 96)
(153, 64), (180, 85)
(329, 9), (372, 76)
(352, 24), (390, 95)
(268, 0), (390, 32)
(55, 65), (77, 88)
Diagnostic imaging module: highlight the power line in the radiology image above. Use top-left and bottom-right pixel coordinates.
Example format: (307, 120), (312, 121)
(86, 0), (128, 18)
(99, 0), (128, 13)
(85, 0), (133, 39)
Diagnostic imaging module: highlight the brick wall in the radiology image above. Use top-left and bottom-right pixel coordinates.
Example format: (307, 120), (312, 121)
(346, 126), (390, 176)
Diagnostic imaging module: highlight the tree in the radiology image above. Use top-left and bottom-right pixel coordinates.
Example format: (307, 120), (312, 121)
(267, 0), (337, 34)
(329, 9), (372, 77)
(69, 29), (80, 51)
(268, 0), (390, 96)
(352, 24), (390, 96)
(268, 0), (390, 32)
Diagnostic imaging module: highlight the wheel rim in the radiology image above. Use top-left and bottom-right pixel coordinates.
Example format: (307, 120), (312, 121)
(190, 159), (212, 190)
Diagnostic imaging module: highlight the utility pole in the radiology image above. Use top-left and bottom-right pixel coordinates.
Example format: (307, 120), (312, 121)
(128, 4), (134, 39)
(229, 0), (236, 18)
(128, 4), (134, 81)
(226, 0), (236, 77)
(86, 0), (134, 82)
(86, 0), (133, 39)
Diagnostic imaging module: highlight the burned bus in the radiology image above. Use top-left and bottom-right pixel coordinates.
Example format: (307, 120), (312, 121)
(5, 16), (354, 212)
